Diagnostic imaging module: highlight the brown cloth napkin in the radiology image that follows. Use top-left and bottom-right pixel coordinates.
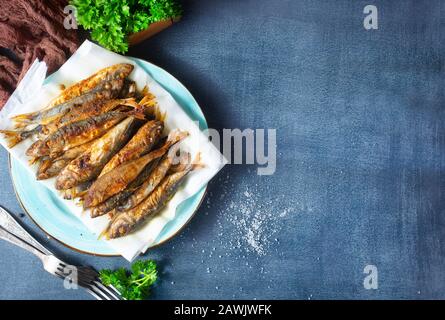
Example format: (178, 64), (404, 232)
(0, 0), (79, 109)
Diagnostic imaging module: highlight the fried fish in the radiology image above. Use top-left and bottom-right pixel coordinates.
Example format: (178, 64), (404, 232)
(102, 154), (201, 239)
(99, 120), (163, 177)
(55, 116), (138, 190)
(83, 130), (188, 208)
(26, 109), (139, 158)
(11, 64), (134, 127)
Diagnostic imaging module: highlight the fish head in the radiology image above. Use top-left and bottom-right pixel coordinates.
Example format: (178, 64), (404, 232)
(105, 78), (126, 93)
(114, 64), (134, 79)
(120, 80), (137, 98)
(107, 214), (136, 239)
(26, 140), (48, 157)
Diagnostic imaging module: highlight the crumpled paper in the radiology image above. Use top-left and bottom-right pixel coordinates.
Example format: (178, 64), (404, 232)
(0, 40), (227, 261)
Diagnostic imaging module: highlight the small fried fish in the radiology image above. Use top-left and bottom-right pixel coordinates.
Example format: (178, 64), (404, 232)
(26, 110), (138, 158)
(116, 150), (190, 212)
(89, 159), (160, 218)
(99, 120), (163, 177)
(11, 64), (134, 127)
(55, 116), (137, 190)
(102, 154), (202, 239)
(36, 139), (97, 180)
(83, 130), (188, 208)
(1, 98), (139, 148)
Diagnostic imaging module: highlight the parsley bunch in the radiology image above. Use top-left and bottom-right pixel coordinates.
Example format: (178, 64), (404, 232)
(71, 0), (182, 53)
(99, 259), (158, 300)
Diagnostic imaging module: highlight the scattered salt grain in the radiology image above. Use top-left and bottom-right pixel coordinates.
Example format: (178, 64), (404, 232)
(208, 173), (304, 259)
(279, 208), (291, 217)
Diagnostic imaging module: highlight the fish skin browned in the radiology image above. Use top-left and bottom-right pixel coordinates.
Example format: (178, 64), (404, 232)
(90, 190), (132, 218)
(104, 162), (195, 239)
(43, 98), (139, 136)
(90, 159), (160, 218)
(36, 139), (97, 180)
(99, 120), (163, 177)
(55, 117), (137, 190)
(25, 110), (132, 158)
(13, 78), (125, 128)
(84, 130), (188, 208)
(116, 151), (190, 213)
(46, 64), (134, 109)
(1, 97), (138, 148)
(11, 64), (134, 127)
(1, 64), (134, 147)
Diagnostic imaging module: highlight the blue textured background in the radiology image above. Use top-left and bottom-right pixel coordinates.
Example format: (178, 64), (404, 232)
(1, 0), (444, 299)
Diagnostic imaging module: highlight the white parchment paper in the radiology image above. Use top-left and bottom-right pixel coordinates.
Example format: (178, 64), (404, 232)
(0, 40), (227, 261)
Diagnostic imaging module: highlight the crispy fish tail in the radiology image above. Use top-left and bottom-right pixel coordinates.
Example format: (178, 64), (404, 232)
(10, 113), (34, 125)
(0, 130), (25, 147)
(139, 94), (165, 120)
(0, 125), (42, 147)
(126, 108), (146, 121)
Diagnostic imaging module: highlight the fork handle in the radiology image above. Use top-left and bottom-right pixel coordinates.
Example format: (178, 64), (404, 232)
(0, 206), (52, 255)
(0, 226), (46, 260)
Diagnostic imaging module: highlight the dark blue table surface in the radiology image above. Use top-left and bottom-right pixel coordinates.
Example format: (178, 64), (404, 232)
(1, 0), (444, 299)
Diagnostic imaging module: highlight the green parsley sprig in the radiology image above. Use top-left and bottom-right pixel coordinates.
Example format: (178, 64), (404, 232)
(99, 259), (158, 300)
(71, 0), (182, 53)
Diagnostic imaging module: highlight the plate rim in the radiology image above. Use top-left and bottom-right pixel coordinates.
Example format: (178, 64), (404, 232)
(8, 57), (209, 257)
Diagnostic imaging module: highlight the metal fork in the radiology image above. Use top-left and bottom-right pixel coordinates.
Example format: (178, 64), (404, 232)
(0, 206), (121, 300)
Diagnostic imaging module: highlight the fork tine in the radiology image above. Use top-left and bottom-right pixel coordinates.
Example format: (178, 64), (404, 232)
(77, 270), (97, 282)
(76, 266), (122, 300)
(93, 281), (121, 300)
(89, 283), (112, 300)
(85, 287), (104, 300)
(53, 271), (66, 282)
(58, 264), (96, 282)
(54, 271), (104, 300)
(108, 284), (124, 298)
(55, 262), (122, 300)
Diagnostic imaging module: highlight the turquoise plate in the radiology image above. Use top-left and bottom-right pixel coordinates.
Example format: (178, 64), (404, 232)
(9, 57), (208, 256)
